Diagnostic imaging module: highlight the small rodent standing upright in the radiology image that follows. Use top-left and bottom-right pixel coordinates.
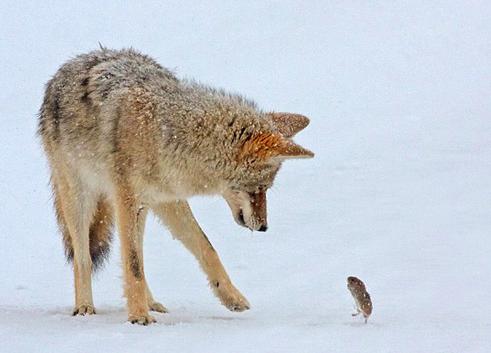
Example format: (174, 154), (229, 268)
(347, 276), (373, 323)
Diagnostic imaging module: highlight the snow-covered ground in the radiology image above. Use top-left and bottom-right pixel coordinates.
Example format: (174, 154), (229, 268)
(1, 1), (490, 352)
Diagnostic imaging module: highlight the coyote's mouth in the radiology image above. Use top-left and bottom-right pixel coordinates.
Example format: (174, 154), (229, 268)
(237, 209), (246, 227)
(236, 209), (267, 232)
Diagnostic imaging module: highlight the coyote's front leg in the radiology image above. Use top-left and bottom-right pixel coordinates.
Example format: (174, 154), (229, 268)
(115, 184), (155, 325)
(154, 200), (250, 312)
(132, 205), (168, 314)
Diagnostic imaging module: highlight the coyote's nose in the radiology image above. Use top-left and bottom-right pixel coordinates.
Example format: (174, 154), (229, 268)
(258, 225), (268, 232)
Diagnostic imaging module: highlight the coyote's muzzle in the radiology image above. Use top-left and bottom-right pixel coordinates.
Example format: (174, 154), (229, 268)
(224, 189), (268, 231)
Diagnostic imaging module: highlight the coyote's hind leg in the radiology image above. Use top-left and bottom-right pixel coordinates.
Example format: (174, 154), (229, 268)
(53, 171), (98, 316)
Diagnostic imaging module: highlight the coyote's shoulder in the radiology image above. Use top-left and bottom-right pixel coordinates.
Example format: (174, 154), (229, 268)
(39, 48), (313, 324)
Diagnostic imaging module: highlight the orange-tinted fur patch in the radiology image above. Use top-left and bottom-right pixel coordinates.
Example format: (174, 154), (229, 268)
(249, 190), (267, 224)
(239, 133), (284, 161)
(239, 132), (314, 162)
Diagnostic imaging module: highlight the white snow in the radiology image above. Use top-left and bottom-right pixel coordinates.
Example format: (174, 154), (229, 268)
(1, 1), (490, 352)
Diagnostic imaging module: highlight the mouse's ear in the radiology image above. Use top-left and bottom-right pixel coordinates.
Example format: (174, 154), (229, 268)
(266, 112), (310, 138)
(238, 132), (314, 163)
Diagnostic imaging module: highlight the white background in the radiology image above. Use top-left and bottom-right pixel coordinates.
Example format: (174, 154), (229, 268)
(1, 1), (490, 352)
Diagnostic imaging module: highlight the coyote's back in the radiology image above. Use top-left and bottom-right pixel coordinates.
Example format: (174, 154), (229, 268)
(39, 48), (177, 161)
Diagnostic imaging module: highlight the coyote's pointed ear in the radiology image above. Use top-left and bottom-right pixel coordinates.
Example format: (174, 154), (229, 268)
(239, 133), (314, 163)
(267, 112), (310, 138)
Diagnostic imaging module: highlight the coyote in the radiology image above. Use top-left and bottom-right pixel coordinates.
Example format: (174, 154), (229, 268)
(38, 48), (313, 325)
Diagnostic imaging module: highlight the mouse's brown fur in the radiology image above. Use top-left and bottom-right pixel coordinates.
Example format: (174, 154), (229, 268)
(347, 276), (373, 323)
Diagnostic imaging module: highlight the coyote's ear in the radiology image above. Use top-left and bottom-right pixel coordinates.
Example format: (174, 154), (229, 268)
(239, 133), (314, 163)
(267, 112), (310, 138)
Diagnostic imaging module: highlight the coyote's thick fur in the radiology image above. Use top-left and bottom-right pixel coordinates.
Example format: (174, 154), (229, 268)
(38, 48), (313, 325)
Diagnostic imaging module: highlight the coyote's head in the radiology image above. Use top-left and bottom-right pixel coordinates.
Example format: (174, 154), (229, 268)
(223, 113), (314, 232)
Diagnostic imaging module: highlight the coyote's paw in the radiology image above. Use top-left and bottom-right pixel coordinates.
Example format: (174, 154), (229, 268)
(128, 313), (156, 325)
(214, 282), (250, 312)
(73, 304), (96, 316)
(148, 301), (168, 313)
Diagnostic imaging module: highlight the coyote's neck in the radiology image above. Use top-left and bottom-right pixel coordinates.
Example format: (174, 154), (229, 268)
(153, 82), (264, 194)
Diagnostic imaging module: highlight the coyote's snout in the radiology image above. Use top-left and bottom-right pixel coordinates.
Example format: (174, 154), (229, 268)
(224, 189), (268, 231)
(38, 48), (313, 325)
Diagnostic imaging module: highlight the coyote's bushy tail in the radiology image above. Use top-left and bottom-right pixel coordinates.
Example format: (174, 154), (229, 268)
(53, 188), (114, 271)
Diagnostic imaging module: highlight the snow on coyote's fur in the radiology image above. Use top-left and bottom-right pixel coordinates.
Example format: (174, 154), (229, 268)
(39, 48), (314, 325)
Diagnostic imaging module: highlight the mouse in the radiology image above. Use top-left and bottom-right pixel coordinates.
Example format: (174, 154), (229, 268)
(347, 276), (373, 323)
